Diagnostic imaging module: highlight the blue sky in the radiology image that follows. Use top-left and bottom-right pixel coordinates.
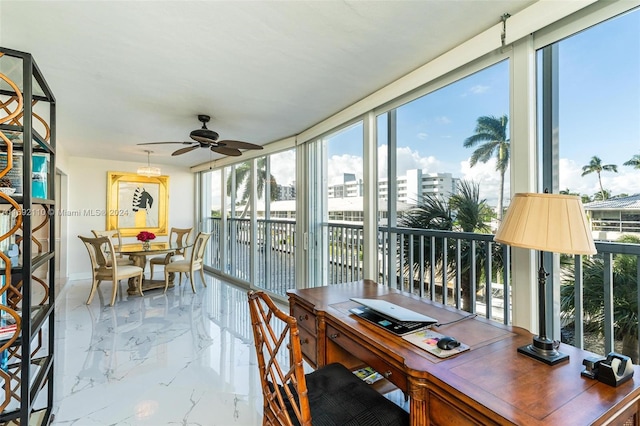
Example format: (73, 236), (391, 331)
(319, 7), (640, 206)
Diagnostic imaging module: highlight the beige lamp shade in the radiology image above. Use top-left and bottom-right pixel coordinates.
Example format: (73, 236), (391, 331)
(494, 193), (596, 255)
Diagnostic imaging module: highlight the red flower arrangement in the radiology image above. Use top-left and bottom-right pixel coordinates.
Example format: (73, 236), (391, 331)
(136, 231), (156, 242)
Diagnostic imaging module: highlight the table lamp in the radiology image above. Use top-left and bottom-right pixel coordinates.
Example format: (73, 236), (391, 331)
(494, 192), (596, 365)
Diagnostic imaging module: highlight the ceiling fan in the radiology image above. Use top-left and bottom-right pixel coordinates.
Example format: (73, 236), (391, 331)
(138, 114), (263, 157)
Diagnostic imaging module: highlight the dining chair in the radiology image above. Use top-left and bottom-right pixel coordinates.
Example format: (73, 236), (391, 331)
(247, 290), (409, 426)
(163, 232), (211, 293)
(149, 227), (193, 279)
(79, 235), (145, 306)
(91, 229), (133, 266)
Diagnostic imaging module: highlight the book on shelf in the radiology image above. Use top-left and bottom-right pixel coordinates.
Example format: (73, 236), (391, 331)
(353, 366), (384, 384)
(0, 316), (17, 340)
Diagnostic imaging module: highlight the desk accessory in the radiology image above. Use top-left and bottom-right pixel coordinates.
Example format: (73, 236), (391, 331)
(349, 306), (433, 336)
(403, 329), (470, 358)
(581, 352), (634, 387)
(353, 366), (384, 384)
(494, 192), (596, 365)
(350, 298), (437, 323)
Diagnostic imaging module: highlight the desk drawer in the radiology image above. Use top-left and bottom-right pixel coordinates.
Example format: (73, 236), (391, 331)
(298, 326), (317, 366)
(292, 304), (317, 335)
(326, 324), (406, 392)
(429, 392), (481, 426)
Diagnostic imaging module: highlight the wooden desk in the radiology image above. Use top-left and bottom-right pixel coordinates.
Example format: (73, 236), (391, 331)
(288, 280), (640, 426)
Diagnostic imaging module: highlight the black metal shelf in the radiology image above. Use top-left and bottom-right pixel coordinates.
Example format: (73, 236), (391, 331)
(0, 46), (56, 426)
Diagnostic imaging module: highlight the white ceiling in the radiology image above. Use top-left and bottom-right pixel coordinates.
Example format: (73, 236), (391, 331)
(0, 0), (536, 169)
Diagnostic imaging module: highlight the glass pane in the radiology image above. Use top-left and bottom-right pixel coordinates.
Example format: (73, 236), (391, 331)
(324, 122), (364, 284)
(554, 10), (640, 242)
(540, 8), (640, 360)
(202, 169), (222, 269)
(379, 61), (509, 312)
(256, 149), (297, 294)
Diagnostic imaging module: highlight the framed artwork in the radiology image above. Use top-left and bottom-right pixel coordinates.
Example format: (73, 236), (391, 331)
(106, 172), (169, 237)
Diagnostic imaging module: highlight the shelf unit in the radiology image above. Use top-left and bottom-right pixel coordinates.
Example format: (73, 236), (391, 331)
(0, 47), (56, 425)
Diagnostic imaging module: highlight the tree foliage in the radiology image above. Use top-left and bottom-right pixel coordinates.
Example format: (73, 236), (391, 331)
(463, 115), (509, 221)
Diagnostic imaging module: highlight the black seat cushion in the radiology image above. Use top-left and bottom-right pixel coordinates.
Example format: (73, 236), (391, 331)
(302, 362), (409, 426)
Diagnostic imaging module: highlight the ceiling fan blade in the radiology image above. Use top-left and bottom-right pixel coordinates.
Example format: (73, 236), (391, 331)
(211, 146), (242, 157)
(172, 145), (200, 156)
(217, 140), (264, 150)
(137, 141), (194, 145)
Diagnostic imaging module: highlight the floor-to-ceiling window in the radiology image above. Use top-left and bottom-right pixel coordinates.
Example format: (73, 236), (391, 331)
(309, 122), (364, 285)
(255, 148), (297, 294)
(201, 168), (223, 270)
(538, 6), (640, 359)
(377, 61), (510, 315)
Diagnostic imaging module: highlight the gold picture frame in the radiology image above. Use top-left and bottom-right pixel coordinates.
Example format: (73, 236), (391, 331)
(106, 172), (169, 237)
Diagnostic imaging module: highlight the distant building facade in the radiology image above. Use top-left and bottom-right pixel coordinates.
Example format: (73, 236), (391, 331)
(378, 170), (459, 205)
(328, 173), (363, 198)
(584, 194), (640, 240)
(277, 183), (296, 201)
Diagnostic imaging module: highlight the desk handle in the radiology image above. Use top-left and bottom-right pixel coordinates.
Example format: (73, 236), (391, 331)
(300, 338), (309, 345)
(298, 314), (308, 321)
(383, 370), (392, 378)
(329, 333), (339, 339)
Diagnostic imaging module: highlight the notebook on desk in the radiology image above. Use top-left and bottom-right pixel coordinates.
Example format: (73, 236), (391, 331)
(349, 298), (437, 336)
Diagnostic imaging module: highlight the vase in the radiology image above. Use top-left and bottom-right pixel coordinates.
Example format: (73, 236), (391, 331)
(142, 241), (151, 251)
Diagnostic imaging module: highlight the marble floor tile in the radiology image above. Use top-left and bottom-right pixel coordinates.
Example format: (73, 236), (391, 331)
(52, 275), (263, 425)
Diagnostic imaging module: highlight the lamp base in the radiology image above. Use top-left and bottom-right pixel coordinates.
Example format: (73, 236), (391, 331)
(518, 336), (569, 365)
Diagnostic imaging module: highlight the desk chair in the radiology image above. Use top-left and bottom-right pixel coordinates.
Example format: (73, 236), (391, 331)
(163, 232), (211, 294)
(149, 227), (192, 279)
(247, 291), (409, 426)
(91, 229), (133, 266)
(79, 235), (144, 306)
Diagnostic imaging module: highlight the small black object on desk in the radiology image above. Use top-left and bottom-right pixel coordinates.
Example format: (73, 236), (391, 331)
(437, 336), (460, 350)
(582, 352), (634, 387)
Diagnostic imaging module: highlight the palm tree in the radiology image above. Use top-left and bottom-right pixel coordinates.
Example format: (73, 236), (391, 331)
(623, 154), (640, 169)
(399, 180), (498, 312)
(581, 156), (618, 201)
(463, 115), (509, 221)
(226, 158), (278, 217)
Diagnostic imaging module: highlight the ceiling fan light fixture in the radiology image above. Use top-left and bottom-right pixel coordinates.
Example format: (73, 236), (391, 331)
(137, 150), (162, 177)
(190, 128), (219, 143)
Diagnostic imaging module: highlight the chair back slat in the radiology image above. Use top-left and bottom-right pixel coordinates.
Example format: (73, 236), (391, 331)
(170, 227), (193, 256)
(190, 232), (211, 265)
(91, 229), (127, 261)
(79, 235), (113, 272)
(248, 291), (311, 426)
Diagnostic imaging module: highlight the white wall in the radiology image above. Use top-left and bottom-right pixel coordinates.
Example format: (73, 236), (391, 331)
(65, 156), (195, 280)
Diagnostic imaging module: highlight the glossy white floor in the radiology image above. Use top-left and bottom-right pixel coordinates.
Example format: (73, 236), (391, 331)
(52, 274), (264, 425)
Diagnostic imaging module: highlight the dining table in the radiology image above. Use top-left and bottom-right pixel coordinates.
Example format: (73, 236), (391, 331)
(118, 241), (193, 295)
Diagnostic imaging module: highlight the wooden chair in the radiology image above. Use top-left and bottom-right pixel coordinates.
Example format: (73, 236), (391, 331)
(91, 229), (133, 266)
(247, 290), (409, 426)
(163, 232), (211, 293)
(79, 235), (145, 306)
(149, 227), (192, 279)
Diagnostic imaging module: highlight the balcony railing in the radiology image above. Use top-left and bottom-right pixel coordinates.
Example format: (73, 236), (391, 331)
(204, 217), (640, 360)
(591, 219), (640, 233)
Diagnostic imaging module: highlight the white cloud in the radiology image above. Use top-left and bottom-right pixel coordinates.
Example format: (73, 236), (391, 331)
(560, 157), (640, 197)
(270, 149), (297, 186)
(459, 158), (510, 207)
(396, 146), (441, 176)
(417, 132), (428, 140)
(435, 116), (451, 125)
(327, 154), (363, 186)
(469, 84), (490, 95)
(377, 144), (443, 180)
